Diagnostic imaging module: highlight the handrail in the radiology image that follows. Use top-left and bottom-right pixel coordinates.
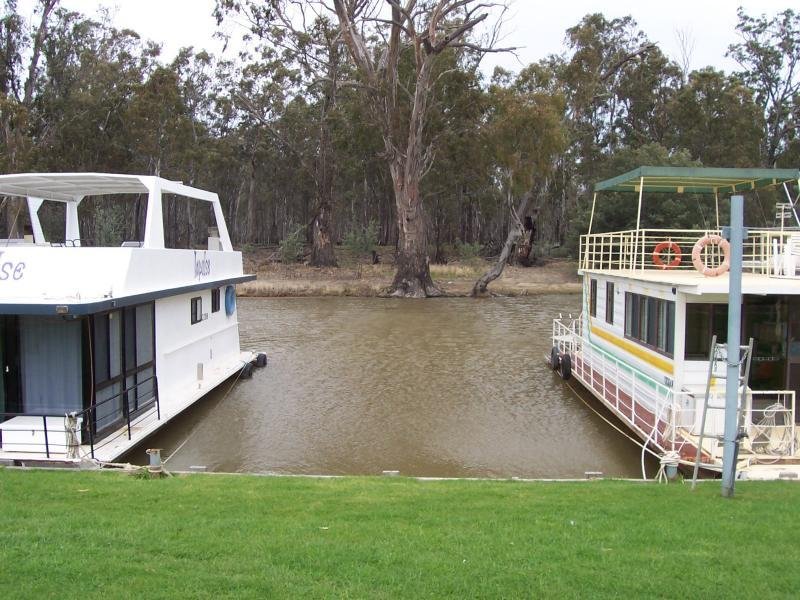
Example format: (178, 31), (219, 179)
(553, 315), (683, 452)
(580, 227), (800, 277)
(0, 374), (159, 459)
(553, 316), (798, 460)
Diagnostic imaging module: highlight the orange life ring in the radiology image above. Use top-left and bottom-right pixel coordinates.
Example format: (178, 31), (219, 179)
(652, 241), (682, 269)
(691, 234), (730, 277)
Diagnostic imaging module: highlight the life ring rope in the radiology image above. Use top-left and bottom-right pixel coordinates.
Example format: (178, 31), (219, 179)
(691, 234), (730, 277)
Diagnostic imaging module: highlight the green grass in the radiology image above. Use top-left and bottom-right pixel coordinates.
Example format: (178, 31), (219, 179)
(1, 470), (798, 598)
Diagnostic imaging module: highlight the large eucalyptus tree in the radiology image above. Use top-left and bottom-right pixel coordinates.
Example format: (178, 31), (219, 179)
(331, 0), (510, 296)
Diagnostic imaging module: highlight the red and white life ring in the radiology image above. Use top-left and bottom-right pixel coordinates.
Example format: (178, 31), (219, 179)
(652, 241), (682, 269)
(691, 234), (730, 277)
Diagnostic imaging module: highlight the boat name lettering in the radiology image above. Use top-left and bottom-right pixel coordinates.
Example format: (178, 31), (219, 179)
(194, 251), (211, 279)
(0, 252), (25, 281)
(663, 376), (673, 388)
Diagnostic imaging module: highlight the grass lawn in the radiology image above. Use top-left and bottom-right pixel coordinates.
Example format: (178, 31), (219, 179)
(1, 469), (798, 598)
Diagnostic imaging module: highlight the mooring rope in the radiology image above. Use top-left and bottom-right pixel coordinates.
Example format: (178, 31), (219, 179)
(163, 358), (254, 466)
(562, 378), (718, 479)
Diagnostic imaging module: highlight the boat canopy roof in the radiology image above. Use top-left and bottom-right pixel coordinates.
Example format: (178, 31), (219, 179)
(0, 172), (232, 250)
(0, 173), (217, 203)
(594, 166), (800, 195)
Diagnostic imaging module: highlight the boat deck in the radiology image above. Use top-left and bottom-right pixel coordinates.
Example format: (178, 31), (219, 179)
(0, 350), (254, 465)
(551, 315), (800, 479)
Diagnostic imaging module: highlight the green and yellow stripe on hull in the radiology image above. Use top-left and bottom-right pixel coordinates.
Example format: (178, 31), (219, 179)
(589, 325), (674, 375)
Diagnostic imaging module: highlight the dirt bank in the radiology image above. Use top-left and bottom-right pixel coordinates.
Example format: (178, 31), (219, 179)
(238, 248), (581, 297)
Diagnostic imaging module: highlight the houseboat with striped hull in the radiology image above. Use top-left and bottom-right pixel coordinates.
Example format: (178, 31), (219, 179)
(0, 173), (262, 465)
(550, 167), (800, 480)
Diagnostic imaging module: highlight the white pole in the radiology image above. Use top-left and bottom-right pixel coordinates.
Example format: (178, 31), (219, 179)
(633, 177), (644, 270)
(587, 192), (597, 235)
(715, 192), (720, 229)
(585, 192), (598, 270)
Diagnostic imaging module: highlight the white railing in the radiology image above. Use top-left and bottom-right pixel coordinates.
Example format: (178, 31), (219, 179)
(580, 228), (800, 277)
(551, 316), (798, 460)
(552, 316), (690, 454)
(746, 391), (796, 456)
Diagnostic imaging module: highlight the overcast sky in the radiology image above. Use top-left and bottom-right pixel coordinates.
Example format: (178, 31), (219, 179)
(19, 0), (794, 75)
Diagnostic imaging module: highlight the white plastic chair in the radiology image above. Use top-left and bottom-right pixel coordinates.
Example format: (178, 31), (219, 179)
(782, 234), (800, 277)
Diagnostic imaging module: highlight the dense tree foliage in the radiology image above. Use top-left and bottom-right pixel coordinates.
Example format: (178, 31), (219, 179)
(1, 1), (797, 268)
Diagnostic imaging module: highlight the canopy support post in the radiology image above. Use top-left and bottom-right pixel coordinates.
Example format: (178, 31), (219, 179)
(633, 177), (644, 270)
(715, 192), (720, 230)
(587, 192), (597, 235)
(585, 192), (598, 270)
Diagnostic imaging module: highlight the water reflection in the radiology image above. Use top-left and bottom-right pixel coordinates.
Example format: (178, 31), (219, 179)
(125, 296), (650, 478)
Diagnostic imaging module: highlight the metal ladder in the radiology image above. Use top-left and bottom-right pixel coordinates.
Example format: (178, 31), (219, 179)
(691, 335), (754, 489)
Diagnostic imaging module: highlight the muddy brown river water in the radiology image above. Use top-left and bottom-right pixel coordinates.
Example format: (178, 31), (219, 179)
(125, 295), (652, 478)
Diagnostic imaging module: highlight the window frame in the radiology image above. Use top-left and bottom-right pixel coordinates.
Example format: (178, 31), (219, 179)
(211, 288), (221, 313)
(624, 292), (675, 358)
(605, 282), (614, 324)
(684, 303), (728, 360)
(589, 279), (598, 318)
(90, 302), (156, 434)
(190, 296), (203, 325)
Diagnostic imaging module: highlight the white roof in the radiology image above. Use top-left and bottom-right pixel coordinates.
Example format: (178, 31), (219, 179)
(582, 268), (800, 295)
(0, 173), (213, 203)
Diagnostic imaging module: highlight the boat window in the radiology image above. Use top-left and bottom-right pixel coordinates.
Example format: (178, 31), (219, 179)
(93, 314), (110, 383)
(605, 282), (614, 324)
(590, 279), (598, 317)
(108, 312), (122, 379)
(211, 288), (221, 313)
(191, 297), (203, 325)
(624, 292), (674, 357)
(685, 304), (728, 360)
(91, 302), (156, 434)
(135, 304), (154, 365)
(124, 307), (136, 372)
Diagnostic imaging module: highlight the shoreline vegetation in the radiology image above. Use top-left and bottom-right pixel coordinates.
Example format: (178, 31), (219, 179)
(238, 248), (581, 298)
(2, 468), (798, 597)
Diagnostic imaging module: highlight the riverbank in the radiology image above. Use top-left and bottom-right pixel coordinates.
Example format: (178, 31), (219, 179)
(239, 248), (581, 297)
(2, 469), (797, 598)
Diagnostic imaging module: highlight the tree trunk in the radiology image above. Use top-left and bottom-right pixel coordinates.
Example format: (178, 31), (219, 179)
(472, 192), (532, 297)
(244, 153), (257, 244)
(310, 196), (337, 266)
(388, 162), (440, 297)
(309, 81), (338, 267)
(385, 54), (441, 297)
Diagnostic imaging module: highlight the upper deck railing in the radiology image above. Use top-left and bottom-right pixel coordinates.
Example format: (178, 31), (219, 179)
(580, 228), (800, 277)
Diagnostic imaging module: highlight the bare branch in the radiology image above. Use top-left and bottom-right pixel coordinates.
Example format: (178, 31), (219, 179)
(600, 44), (658, 82)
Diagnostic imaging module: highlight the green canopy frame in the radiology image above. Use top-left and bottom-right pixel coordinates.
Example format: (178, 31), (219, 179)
(587, 166), (800, 235)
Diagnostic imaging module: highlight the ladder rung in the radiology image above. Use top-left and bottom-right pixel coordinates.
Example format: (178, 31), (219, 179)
(711, 374), (745, 381)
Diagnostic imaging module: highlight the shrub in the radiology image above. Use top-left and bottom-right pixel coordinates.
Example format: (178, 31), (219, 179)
(343, 221), (379, 255)
(456, 240), (483, 260)
(279, 226), (304, 263)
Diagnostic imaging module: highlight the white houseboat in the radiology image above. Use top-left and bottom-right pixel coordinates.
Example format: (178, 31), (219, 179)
(0, 173), (261, 465)
(550, 167), (800, 480)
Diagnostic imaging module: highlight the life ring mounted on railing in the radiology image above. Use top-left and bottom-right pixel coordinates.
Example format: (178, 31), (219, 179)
(691, 234), (731, 277)
(652, 241), (682, 270)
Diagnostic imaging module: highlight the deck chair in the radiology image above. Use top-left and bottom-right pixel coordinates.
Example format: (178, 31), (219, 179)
(781, 234), (800, 276)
